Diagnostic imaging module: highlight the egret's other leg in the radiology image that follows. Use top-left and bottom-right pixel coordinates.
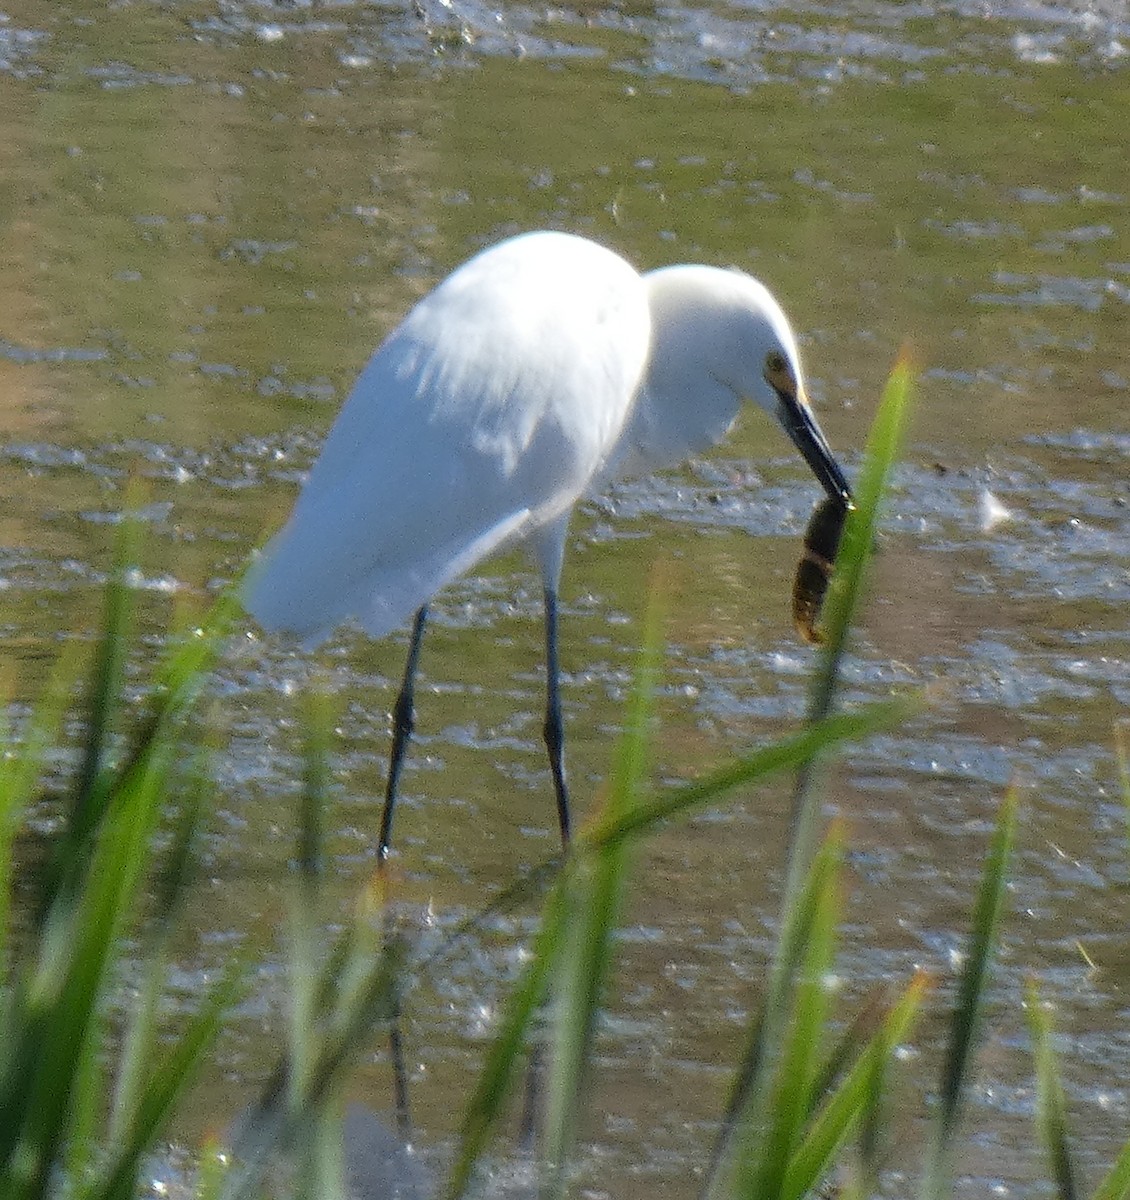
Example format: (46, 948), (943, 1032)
(542, 587), (571, 845)
(378, 605), (428, 862)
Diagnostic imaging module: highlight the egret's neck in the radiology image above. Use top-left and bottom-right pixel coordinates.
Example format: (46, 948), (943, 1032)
(604, 269), (755, 483)
(618, 362), (741, 480)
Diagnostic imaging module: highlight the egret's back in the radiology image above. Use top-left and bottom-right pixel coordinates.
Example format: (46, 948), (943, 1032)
(245, 232), (651, 643)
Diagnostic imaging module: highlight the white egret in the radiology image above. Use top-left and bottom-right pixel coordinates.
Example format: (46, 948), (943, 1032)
(244, 230), (851, 859)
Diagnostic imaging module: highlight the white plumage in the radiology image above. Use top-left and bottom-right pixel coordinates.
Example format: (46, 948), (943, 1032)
(247, 232), (650, 643)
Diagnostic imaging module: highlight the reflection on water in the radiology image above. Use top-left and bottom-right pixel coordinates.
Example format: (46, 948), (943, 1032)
(2, 0), (1128, 1195)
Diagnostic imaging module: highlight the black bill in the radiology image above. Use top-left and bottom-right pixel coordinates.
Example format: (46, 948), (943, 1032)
(777, 391), (852, 507)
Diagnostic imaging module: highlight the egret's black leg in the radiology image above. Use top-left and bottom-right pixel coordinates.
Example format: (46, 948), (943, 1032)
(378, 605), (428, 862)
(542, 587), (571, 846)
(519, 588), (571, 1153)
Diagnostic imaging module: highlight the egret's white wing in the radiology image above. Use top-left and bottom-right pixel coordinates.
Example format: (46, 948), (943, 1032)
(245, 232), (651, 643)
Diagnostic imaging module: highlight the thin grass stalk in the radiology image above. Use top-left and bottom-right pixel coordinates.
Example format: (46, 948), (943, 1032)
(288, 685), (336, 1200)
(88, 580), (242, 814)
(327, 880), (390, 1043)
(108, 935), (170, 1148)
(744, 826), (843, 1199)
(224, 934), (408, 1200)
(920, 786), (1020, 1200)
(290, 1100), (347, 1200)
(541, 584), (663, 1197)
(62, 1000), (106, 1189)
(299, 687), (331, 885)
(855, 997), (891, 1198)
(446, 883), (570, 1200)
(0, 645), (84, 970)
(805, 352), (914, 730)
(35, 516), (140, 930)
(110, 753), (208, 1145)
(784, 352), (913, 903)
(808, 983), (892, 1113)
(1024, 980), (1079, 1200)
(289, 687), (333, 1108)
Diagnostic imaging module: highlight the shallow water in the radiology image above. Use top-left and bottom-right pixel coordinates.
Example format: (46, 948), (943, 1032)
(1, 0), (1129, 1195)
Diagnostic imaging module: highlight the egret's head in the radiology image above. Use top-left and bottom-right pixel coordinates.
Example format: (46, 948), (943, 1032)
(636, 264), (854, 503)
(678, 266), (851, 507)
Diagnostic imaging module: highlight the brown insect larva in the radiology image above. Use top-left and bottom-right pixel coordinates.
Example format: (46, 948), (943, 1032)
(792, 497), (850, 645)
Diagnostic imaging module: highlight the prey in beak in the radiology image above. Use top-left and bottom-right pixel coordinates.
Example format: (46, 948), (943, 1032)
(762, 349), (854, 643)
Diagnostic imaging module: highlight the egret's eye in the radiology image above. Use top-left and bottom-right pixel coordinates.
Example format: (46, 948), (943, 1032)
(765, 351), (787, 376)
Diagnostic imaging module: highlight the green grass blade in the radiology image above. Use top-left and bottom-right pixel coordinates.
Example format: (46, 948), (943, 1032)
(856, 996), (890, 1199)
(921, 786), (1020, 1200)
(808, 983), (893, 1111)
(542, 858), (621, 1196)
(445, 883), (569, 1200)
(782, 970), (930, 1200)
(68, 506), (143, 846)
(151, 745), (210, 936)
(105, 583), (242, 793)
(62, 993), (106, 1190)
(35, 515), (141, 927)
(110, 751), (208, 1144)
(290, 1100), (346, 1200)
(0, 585), (236, 1193)
(584, 695), (918, 853)
(1024, 980), (1079, 1200)
(299, 685), (331, 886)
(85, 964), (243, 1200)
(1091, 1127), (1130, 1200)
(108, 939), (169, 1148)
(781, 350), (914, 949)
(742, 826), (843, 1199)
(809, 351), (914, 721)
(289, 684), (334, 1106)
